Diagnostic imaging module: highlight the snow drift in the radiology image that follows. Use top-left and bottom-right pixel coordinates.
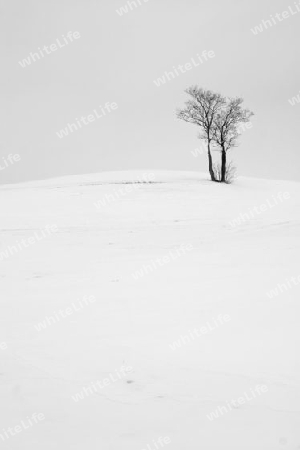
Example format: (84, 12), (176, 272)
(0, 170), (299, 450)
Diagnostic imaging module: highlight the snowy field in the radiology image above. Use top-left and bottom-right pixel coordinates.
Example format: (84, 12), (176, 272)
(0, 170), (300, 450)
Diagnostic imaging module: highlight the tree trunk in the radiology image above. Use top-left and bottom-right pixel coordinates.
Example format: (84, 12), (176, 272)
(221, 147), (226, 182)
(207, 141), (215, 181)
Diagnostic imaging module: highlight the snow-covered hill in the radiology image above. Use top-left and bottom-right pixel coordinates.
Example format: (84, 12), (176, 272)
(0, 171), (299, 450)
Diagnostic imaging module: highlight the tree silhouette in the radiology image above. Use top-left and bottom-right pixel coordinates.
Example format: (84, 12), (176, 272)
(177, 87), (253, 183)
(177, 87), (226, 182)
(212, 97), (253, 182)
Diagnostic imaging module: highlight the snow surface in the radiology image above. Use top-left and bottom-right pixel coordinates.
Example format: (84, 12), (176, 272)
(0, 170), (300, 449)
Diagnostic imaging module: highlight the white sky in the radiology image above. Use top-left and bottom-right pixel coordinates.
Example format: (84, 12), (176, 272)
(1, 0), (299, 183)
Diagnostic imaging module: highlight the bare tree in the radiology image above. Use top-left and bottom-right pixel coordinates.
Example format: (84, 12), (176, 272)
(177, 87), (226, 182)
(212, 98), (253, 182)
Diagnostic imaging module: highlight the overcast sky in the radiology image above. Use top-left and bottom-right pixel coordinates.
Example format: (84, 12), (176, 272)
(1, 0), (299, 184)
